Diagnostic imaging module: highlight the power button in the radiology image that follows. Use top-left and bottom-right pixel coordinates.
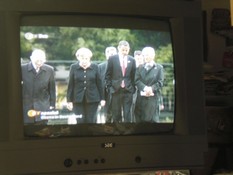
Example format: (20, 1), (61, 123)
(64, 158), (73, 168)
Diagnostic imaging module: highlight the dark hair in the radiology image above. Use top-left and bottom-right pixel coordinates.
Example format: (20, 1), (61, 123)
(118, 40), (130, 47)
(134, 50), (142, 56)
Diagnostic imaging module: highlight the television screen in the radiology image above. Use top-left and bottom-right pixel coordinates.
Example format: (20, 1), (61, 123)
(0, 1), (208, 174)
(20, 15), (175, 137)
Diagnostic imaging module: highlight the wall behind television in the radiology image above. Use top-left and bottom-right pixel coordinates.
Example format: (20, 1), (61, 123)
(202, 0), (231, 68)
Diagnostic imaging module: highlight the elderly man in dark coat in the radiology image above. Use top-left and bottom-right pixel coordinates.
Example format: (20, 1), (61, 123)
(135, 47), (164, 123)
(21, 49), (56, 123)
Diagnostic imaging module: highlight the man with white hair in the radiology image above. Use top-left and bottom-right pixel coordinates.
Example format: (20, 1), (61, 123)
(21, 49), (56, 123)
(135, 46), (164, 122)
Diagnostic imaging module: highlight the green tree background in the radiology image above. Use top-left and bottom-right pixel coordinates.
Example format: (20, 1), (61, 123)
(20, 26), (175, 115)
(20, 26), (172, 62)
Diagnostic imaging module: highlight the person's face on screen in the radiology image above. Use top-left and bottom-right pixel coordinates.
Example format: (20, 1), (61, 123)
(144, 54), (154, 63)
(142, 47), (155, 63)
(78, 54), (91, 66)
(118, 45), (130, 57)
(134, 54), (144, 66)
(76, 48), (92, 67)
(30, 49), (46, 68)
(105, 47), (117, 59)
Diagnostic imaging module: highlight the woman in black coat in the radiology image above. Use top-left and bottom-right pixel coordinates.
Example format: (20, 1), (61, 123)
(66, 47), (105, 123)
(135, 47), (164, 123)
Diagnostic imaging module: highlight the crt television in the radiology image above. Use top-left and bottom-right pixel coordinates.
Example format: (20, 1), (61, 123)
(0, 0), (207, 174)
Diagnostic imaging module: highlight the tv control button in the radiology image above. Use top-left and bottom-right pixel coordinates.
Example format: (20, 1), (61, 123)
(100, 158), (106, 163)
(135, 156), (142, 163)
(94, 158), (99, 164)
(84, 159), (89, 164)
(77, 160), (82, 165)
(64, 158), (73, 167)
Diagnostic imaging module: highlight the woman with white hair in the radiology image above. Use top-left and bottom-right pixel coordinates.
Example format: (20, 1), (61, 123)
(67, 47), (105, 123)
(134, 46), (164, 123)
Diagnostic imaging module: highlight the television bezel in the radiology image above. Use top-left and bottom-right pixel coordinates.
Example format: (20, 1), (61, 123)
(0, 0), (207, 174)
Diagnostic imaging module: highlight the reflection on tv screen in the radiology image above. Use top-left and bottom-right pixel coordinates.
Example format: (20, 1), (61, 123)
(20, 25), (175, 137)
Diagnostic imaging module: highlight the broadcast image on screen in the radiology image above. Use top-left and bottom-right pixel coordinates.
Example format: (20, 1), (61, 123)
(20, 20), (175, 137)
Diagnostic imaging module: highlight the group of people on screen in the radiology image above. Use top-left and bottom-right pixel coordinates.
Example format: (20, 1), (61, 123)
(21, 40), (164, 124)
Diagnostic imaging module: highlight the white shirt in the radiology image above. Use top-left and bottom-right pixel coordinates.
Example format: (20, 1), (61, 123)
(119, 55), (127, 69)
(32, 62), (40, 72)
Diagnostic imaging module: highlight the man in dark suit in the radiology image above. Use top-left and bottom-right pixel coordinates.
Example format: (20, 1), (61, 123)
(98, 46), (117, 123)
(105, 40), (136, 123)
(21, 49), (56, 124)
